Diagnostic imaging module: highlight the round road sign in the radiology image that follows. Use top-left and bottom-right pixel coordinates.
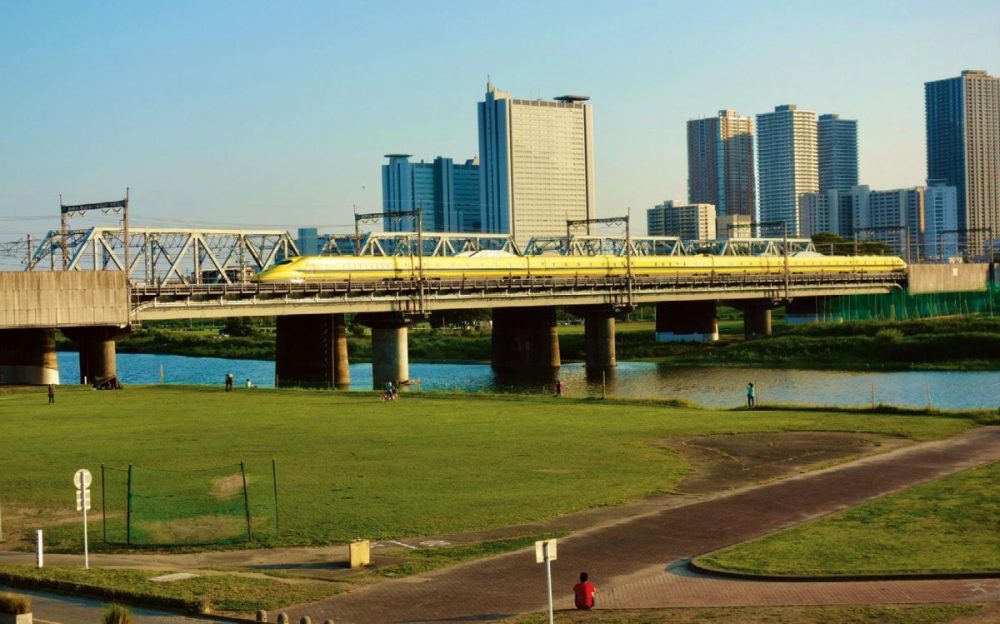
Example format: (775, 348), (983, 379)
(73, 468), (92, 490)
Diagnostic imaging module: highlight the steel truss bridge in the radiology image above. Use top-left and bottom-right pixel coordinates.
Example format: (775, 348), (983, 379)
(19, 227), (299, 285)
(130, 271), (903, 321)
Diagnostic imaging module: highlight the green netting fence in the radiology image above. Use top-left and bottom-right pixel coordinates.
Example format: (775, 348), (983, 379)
(100, 461), (279, 546)
(818, 284), (999, 322)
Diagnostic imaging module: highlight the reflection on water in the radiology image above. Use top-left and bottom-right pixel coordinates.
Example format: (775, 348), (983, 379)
(56, 352), (999, 410)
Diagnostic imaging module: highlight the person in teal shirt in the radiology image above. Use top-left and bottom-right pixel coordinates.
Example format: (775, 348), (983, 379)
(747, 382), (756, 408)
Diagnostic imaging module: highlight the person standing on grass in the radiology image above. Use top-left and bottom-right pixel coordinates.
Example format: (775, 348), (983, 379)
(573, 571), (596, 610)
(225, 373), (234, 392)
(747, 382), (756, 408)
(555, 379), (563, 397)
(47, 383), (55, 404)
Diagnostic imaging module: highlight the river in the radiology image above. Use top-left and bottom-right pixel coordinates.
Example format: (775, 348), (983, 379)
(55, 352), (999, 410)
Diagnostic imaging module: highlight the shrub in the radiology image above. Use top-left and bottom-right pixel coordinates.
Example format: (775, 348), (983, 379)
(102, 603), (132, 624)
(0, 593), (31, 614)
(874, 328), (904, 343)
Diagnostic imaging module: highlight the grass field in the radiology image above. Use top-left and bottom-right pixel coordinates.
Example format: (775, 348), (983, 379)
(697, 462), (1000, 575)
(0, 386), (977, 550)
(510, 604), (987, 624)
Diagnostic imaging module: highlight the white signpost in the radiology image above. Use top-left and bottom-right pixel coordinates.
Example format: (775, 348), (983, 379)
(535, 538), (558, 624)
(74, 468), (92, 569)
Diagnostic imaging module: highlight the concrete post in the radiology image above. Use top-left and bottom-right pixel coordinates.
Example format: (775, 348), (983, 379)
(275, 314), (349, 388)
(655, 301), (719, 342)
(742, 304), (773, 338)
(0, 328), (60, 385)
(356, 313), (410, 390)
(490, 307), (560, 371)
(582, 306), (616, 369)
(62, 326), (125, 386)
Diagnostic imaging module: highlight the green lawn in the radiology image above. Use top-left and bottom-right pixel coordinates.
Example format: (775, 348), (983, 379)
(697, 462), (1000, 576)
(0, 386), (975, 550)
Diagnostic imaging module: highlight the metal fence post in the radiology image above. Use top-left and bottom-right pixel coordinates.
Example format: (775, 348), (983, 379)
(241, 461), (253, 542)
(126, 464), (133, 546)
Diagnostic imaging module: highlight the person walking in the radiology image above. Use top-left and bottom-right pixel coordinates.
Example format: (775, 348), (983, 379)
(747, 382), (756, 408)
(555, 379), (563, 397)
(225, 373), (234, 392)
(47, 383), (55, 404)
(573, 571), (596, 610)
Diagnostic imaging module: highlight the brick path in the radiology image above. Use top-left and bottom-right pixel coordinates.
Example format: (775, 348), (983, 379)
(280, 426), (1000, 624)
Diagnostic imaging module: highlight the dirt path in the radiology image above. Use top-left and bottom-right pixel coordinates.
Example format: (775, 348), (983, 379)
(276, 426), (999, 624)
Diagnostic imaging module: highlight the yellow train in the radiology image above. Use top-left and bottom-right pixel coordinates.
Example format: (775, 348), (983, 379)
(254, 253), (907, 283)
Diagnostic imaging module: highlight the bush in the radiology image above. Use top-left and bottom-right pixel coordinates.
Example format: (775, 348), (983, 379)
(874, 328), (904, 343)
(0, 592), (31, 614)
(103, 603), (132, 624)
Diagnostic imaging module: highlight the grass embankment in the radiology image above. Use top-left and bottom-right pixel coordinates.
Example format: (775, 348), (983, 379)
(58, 316), (1000, 370)
(510, 604), (987, 624)
(697, 462), (1000, 576)
(0, 386), (978, 550)
(0, 566), (333, 612)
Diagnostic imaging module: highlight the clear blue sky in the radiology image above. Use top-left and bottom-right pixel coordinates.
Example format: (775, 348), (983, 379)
(1, 0), (997, 242)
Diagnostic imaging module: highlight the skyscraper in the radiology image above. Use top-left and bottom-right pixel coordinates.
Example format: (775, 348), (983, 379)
(381, 155), (481, 233)
(756, 105), (818, 236)
(818, 113), (858, 192)
(925, 70), (1000, 256)
(478, 83), (595, 247)
(687, 110), (756, 219)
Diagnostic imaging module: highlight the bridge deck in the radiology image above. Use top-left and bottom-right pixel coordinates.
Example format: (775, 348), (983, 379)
(130, 272), (904, 320)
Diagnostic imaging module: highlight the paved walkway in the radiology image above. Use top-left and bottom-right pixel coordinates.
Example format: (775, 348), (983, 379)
(277, 426), (1000, 624)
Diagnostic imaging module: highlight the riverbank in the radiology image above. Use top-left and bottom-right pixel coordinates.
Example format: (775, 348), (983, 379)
(57, 316), (1000, 371)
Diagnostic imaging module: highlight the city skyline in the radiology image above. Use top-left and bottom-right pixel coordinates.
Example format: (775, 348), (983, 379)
(1, 1), (997, 245)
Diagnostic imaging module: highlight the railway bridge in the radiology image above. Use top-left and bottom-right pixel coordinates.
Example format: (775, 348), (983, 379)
(0, 226), (986, 389)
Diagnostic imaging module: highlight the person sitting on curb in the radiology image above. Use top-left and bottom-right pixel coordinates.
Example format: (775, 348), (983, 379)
(573, 571), (596, 610)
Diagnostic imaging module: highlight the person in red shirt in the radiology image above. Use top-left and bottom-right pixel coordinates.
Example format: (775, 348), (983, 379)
(573, 571), (596, 609)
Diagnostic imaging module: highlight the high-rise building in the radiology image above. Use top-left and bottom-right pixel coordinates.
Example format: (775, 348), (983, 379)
(849, 185), (924, 258)
(756, 105), (819, 236)
(687, 110), (756, 219)
(925, 70), (1000, 256)
(818, 114), (859, 192)
(801, 190), (850, 237)
(923, 183), (960, 260)
(381, 155), (481, 233)
(478, 83), (595, 247)
(647, 200), (717, 240)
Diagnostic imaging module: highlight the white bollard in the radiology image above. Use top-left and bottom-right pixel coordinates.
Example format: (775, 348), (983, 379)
(36, 529), (44, 568)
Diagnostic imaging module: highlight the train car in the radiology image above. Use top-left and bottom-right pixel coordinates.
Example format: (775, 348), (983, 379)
(254, 253), (906, 283)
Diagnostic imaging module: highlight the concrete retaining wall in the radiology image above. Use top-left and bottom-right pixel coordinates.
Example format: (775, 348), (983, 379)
(0, 272), (128, 328)
(907, 263), (989, 294)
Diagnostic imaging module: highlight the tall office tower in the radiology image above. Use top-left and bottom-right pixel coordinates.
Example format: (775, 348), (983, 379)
(381, 155), (481, 233)
(818, 114), (859, 192)
(687, 110), (756, 219)
(850, 185), (924, 258)
(756, 105), (819, 236)
(647, 200), (717, 240)
(923, 183), (960, 260)
(925, 70), (1000, 256)
(478, 83), (595, 247)
(801, 190), (844, 237)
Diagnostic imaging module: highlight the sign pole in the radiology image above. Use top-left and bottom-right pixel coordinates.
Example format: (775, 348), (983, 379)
(536, 538), (557, 624)
(83, 489), (89, 569)
(545, 542), (554, 624)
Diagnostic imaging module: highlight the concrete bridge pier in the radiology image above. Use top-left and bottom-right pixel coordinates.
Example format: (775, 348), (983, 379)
(0, 328), (60, 385)
(357, 313), (410, 390)
(275, 314), (350, 388)
(581, 306), (617, 369)
(785, 297), (826, 325)
(62, 326), (127, 386)
(741, 303), (774, 338)
(491, 307), (561, 371)
(655, 301), (719, 342)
